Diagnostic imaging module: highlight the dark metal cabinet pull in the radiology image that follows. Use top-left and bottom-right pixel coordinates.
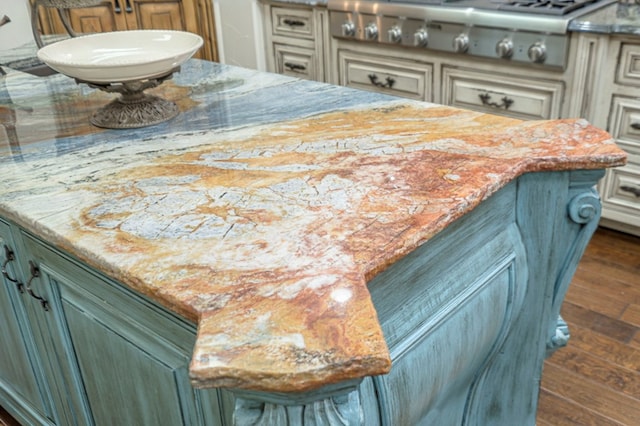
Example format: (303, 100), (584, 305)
(368, 74), (395, 89)
(2, 245), (24, 293)
(283, 19), (305, 27)
(630, 122), (640, 130)
(114, 0), (122, 13)
(125, 0), (133, 13)
(620, 185), (640, 197)
(26, 261), (48, 311)
(284, 62), (306, 72)
(479, 93), (514, 110)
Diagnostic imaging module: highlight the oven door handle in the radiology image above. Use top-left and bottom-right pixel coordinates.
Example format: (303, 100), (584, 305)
(479, 93), (514, 110)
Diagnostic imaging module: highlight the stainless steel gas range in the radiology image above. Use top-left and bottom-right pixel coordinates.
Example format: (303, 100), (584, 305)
(328, 0), (616, 69)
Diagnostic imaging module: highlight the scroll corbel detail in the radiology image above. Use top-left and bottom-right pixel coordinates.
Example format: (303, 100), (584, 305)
(232, 382), (363, 426)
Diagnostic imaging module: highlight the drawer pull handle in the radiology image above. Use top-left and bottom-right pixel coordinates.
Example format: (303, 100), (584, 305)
(630, 122), (640, 130)
(2, 245), (24, 293)
(284, 62), (306, 72)
(26, 261), (48, 311)
(283, 19), (305, 27)
(620, 185), (640, 197)
(479, 93), (514, 110)
(125, 0), (132, 13)
(368, 74), (395, 89)
(114, 0), (121, 13)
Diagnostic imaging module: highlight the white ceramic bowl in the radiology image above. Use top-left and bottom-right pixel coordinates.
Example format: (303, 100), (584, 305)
(37, 30), (203, 83)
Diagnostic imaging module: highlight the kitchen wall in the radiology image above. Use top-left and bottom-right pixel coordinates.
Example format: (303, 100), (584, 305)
(213, 0), (266, 71)
(0, 0), (34, 51)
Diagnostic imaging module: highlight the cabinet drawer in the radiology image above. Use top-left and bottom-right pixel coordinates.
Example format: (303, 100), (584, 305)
(609, 96), (640, 149)
(442, 67), (564, 120)
(337, 49), (433, 101)
(274, 44), (319, 81)
(271, 7), (314, 40)
(602, 147), (640, 221)
(616, 43), (640, 87)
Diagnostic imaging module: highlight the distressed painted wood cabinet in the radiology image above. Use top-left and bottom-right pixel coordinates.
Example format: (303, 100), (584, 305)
(1, 216), (236, 425)
(1, 169), (605, 425)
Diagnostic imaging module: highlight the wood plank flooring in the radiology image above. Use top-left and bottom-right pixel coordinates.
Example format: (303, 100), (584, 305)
(538, 227), (640, 426)
(1, 227), (638, 425)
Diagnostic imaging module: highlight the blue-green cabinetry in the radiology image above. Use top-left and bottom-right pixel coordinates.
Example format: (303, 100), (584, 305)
(0, 219), (234, 425)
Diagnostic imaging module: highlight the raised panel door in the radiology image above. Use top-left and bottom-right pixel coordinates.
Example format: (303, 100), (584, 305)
(66, 1), (122, 34)
(0, 220), (52, 425)
(127, 0), (185, 31)
(22, 232), (231, 426)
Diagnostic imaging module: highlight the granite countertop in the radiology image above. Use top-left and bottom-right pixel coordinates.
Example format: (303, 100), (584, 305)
(570, 2), (640, 34)
(0, 59), (626, 393)
(259, 0), (327, 7)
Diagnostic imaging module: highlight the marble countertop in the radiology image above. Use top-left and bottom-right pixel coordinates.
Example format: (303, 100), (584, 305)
(0, 59), (626, 393)
(570, 2), (640, 34)
(259, 0), (327, 7)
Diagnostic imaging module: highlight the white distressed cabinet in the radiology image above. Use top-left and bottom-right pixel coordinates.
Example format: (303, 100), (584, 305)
(262, 2), (329, 82)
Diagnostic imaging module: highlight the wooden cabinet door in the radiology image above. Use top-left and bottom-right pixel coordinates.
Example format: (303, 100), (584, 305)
(66, 0), (123, 34)
(0, 220), (51, 425)
(126, 0), (186, 31)
(21, 232), (232, 426)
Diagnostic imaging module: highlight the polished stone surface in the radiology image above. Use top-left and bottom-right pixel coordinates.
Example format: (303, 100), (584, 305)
(0, 59), (626, 392)
(570, 3), (640, 34)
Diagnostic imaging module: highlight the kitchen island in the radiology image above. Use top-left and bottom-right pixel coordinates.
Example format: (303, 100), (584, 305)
(0, 59), (626, 425)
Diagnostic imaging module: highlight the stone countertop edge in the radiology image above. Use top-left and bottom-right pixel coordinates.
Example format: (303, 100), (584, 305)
(570, 3), (640, 34)
(0, 60), (627, 394)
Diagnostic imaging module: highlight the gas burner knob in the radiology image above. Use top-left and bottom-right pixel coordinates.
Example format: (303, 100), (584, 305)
(453, 34), (469, 53)
(413, 28), (428, 47)
(496, 38), (514, 59)
(341, 21), (356, 37)
(528, 42), (547, 63)
(388, 25), (402, 44)
(364, 22), (379, 41)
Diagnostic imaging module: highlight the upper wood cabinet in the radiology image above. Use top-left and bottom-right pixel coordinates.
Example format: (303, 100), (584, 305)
(34, 0), (218, 61)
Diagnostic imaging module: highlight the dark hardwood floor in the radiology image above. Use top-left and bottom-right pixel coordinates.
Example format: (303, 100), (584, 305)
(538, 227), (640, 426)
(1, 227), (638, 425)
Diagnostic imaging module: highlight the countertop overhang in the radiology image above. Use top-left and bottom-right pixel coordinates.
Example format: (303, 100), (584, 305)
(0, 60), (626, 392)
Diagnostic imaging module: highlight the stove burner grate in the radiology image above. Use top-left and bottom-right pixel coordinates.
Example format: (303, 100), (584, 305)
(497, 0), (599, 15)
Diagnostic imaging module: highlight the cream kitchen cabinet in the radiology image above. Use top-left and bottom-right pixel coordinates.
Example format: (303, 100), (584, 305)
(584, 36), (640, 236)
(0, 217), (234, 425)
(33, 0), (218, 61)
(261, 1), (329, 82)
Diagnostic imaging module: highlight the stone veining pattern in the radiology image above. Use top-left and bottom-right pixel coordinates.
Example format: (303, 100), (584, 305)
(0, 60), (626, 392)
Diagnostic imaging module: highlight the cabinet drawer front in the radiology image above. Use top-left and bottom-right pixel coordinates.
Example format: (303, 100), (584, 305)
(609, 96), (640, 149)
(271, 7), (314, 39)
(274, 44), (318, 81)
(442, 67), (563, 120)
(616, 43), (640, 87)
(602, 146), (640, 220)
(338, 49), (432, 101)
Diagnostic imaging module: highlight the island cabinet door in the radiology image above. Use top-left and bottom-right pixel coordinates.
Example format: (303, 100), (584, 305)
(19, 231), (232, 426)
(0, 220), (53, 425)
